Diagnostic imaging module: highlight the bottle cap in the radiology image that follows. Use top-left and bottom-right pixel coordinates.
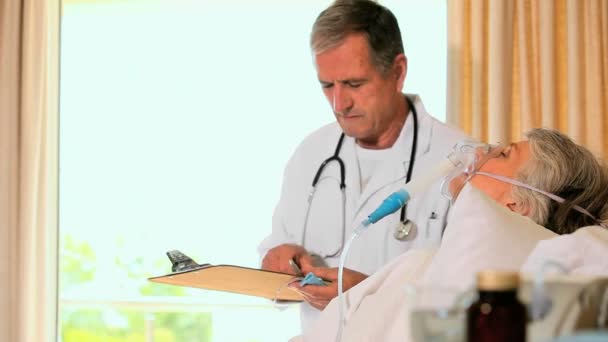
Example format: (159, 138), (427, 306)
(476, 270), (519, 291)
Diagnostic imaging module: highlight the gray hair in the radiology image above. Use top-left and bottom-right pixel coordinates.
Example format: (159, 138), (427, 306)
(512, 128), (608, 234)
(310, 0), (404, 75)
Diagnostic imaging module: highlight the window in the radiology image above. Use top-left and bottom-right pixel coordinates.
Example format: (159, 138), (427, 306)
(59, 1), (446, 341)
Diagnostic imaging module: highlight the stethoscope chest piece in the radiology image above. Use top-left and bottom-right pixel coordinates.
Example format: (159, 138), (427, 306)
(394, 220), (416, 241)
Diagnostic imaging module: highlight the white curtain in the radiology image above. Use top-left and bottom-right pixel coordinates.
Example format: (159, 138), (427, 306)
(0, 0), (59, 341)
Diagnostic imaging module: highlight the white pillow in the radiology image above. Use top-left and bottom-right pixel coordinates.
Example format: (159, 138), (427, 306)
(421, 184), (557, 290)
(521, 225), (608, 276)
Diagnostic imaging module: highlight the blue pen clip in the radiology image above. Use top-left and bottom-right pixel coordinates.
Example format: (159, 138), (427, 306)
(299, 272), (328, 287)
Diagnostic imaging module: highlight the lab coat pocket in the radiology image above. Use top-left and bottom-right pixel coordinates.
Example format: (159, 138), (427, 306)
(410, 193), (450, 248)
(424, 211), (446, 246)
(303, 177), (345, 258)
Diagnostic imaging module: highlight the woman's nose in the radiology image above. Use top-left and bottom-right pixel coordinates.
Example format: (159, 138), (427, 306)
(465, 145), (493, 173)
(474, 146), (487, 159)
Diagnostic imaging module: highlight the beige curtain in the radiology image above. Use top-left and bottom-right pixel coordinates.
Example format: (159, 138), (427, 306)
(447, 0), (608, 159)
(0, 0), (59, 341)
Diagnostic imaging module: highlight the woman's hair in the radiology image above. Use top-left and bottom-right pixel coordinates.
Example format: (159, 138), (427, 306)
(513, 128), (608, 234)
(310, 0), (404, 75)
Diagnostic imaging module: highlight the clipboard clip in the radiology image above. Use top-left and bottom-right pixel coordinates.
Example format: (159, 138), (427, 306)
(166, 250), (200, 273)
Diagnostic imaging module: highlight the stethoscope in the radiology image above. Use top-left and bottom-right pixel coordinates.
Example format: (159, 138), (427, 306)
(302, 97), (419, 258)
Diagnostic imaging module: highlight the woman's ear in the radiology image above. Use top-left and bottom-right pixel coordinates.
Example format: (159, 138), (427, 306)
(506, 201), (531, 217)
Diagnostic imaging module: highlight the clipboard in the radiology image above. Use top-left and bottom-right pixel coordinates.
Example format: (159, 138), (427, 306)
(148, 251), (303, 302)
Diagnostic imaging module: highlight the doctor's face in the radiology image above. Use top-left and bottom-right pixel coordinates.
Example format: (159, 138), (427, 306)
(314, 33), (406, 148)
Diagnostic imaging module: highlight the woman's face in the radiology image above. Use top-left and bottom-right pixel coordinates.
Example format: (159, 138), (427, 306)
(450, 141), (532, 209)
(470, 141), (531, 206)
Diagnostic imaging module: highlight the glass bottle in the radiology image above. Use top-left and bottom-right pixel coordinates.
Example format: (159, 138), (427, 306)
(467, 270), (527, 342)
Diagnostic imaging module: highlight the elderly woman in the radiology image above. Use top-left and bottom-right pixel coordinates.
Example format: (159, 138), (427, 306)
(291, 128), (608, 342)
(448, 128), (608, 233)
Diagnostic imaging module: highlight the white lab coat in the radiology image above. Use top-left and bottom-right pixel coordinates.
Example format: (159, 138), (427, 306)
(257, 94), (470, 331)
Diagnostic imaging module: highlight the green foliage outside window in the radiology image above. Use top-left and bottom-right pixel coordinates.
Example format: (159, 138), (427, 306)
(60, 235), (213, 342)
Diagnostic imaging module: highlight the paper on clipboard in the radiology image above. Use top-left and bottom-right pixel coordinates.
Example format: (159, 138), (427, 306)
(148, 264), (304, 302)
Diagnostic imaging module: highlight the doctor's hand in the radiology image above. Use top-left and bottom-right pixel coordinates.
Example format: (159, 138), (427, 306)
(261, 243), (313, 275)
(289, 266), (368, 310)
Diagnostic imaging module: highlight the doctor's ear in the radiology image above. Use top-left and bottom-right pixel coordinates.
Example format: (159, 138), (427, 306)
(392, 54), (407, 90)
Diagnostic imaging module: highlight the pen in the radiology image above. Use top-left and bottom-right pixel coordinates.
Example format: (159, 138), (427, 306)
(288, 258), (303, 277)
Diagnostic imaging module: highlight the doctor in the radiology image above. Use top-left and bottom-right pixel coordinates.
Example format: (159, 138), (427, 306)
(258, 0), (469, 331)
